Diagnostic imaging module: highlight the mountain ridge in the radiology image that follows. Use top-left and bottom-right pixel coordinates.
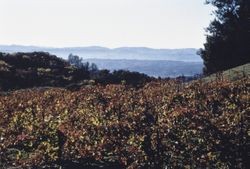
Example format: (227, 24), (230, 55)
(0, 45), (202, 62)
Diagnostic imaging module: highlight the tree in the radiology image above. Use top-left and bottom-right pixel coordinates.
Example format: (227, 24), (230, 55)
(67, 54), (91, 71)
(68, 54), (83, 68)
(199, 0), (250, 74)
(89, 63), (98, 73)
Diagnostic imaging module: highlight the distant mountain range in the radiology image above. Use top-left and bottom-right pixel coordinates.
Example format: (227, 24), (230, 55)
(0, 45), (202, 62)
(0, 45), (204, 77)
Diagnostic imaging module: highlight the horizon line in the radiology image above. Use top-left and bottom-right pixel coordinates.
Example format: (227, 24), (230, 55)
(0, 44), (200, 50)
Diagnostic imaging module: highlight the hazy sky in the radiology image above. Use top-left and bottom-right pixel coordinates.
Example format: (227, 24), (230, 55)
(0, 0), (214, 48)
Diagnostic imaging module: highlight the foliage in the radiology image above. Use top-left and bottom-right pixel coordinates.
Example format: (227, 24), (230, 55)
(0, 52), (91, 91)
(0, 52), (153, 91)
(92, 69), (152, 87)
(68, 54), (95, 72)
(199, 0), (250, 74)
(0, 75), (249, 168)
(67, 54), (153, 87)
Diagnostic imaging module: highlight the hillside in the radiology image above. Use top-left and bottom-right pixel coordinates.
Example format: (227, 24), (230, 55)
(0, 52), (153, 91)
(201, 63), (250, 83)
(0, 68), (249, 168)
(0, 52), (90, 91)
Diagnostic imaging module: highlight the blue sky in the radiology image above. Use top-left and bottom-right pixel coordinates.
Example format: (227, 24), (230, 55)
(0, 0), (214, 48)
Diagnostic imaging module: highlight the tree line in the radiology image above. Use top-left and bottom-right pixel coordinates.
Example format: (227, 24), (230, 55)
(67, 53), (153, 87)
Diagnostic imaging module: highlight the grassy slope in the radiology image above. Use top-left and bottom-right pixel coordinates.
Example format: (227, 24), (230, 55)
(201, 63), (250, 83)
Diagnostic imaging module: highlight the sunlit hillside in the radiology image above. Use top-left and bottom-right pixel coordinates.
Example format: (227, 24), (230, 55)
(0, 69), (249, 168)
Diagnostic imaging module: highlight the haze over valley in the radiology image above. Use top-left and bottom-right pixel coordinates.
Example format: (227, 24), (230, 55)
(0, 45), (203, 77)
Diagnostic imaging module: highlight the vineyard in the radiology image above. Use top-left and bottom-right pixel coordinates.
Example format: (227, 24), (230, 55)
(0, 75), (249, 168)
